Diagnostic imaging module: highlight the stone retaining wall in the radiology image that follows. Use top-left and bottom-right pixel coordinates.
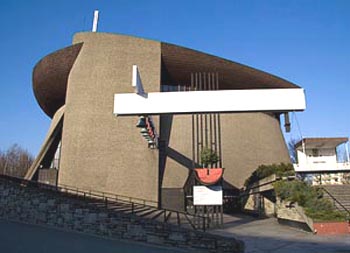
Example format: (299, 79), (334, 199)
(276, 199), (314, 232)
(0, 178), (243, 253)
(241, 175), (277, 217)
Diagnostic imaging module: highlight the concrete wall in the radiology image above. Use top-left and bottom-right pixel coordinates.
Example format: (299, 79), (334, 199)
(220, 113), (290, 188)
(161, 112), (290, 191)
(161, 114), (192, 189)
(59, 33), (161, 203)
(241, 175), (277, 216)
(297, 148), (338, 167)
(242, 193), (276, 217)
(276, 199), (314, 232)
(33, 32), (291, 209)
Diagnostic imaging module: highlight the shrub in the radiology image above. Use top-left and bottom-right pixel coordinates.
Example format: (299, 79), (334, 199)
(200, 147), (219, 167)
(274, 180), (348, 221)
(244, 163), (294, 186)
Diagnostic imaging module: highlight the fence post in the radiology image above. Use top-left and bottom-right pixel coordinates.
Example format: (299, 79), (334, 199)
(131, 202), (134, 214)
(203, 216), (206, 232)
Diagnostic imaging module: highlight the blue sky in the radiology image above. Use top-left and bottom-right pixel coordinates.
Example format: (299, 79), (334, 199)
(0, 0), (349, 155)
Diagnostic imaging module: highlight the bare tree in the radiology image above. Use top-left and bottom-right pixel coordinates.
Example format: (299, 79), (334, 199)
(0, 149), (5, 173)
(0, 144), (34, 178)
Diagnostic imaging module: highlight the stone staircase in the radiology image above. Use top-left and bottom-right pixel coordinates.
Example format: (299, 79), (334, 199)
(86, 198), (202, 230)
(0, 174), (215, 231)
(322, 184), (350, 212)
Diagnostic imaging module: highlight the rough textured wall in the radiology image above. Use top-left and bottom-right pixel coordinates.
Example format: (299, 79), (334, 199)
(59, 32), (161, 203)
(220, 113), (290, 188)
(34, 32), (292, 207)
(161, 114), (192, 189)
(161, 113), (290, 191)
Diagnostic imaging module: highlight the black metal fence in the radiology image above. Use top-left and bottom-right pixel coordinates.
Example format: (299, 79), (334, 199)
(0, 174), (211, 231)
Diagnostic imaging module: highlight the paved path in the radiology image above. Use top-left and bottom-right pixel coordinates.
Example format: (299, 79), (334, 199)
(2, 215), (350, 253)
(212, 214), (350, 253)
(0, 219), (191, 253)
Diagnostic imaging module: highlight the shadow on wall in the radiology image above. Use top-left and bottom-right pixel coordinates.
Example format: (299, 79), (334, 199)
(159, 114), (241, 212)
(159, 114), (201, 184)
(158, 114), (173, 188)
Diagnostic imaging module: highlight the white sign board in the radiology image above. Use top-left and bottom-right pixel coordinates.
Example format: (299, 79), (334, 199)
(193, 185), (223, 206)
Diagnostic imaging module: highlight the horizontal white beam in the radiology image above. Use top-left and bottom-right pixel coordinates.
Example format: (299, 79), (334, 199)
(294, 163), (350, 172)
(114, 88), (306, 116)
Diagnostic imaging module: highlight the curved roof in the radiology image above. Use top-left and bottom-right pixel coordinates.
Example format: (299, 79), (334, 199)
(32, 33), (300, 118)
(161, 42), (299, 89)
(33, 43), (82, 118)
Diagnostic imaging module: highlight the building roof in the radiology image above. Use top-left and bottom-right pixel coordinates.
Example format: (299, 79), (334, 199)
(161, 42), (299, 89)
(33, 43), (83, 118)
(33, 32), (301, 118)
(295, 137), (348, 150)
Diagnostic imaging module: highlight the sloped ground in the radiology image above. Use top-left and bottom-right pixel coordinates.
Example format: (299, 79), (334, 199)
(0, 219), (194, 253)
(211, 214), (350, 253)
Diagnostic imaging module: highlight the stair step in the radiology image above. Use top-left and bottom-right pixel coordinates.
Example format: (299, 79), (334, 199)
(322, 185), (350, 213)
(149, 210), (165, 220)
(70, 193), (206, 230)
(137, 209), (159, 218)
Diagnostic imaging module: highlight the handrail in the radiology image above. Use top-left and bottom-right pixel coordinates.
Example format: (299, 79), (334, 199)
(58, 183), (158, 206)
(320, 186), (350, 217)
(0, 174), (209, 231)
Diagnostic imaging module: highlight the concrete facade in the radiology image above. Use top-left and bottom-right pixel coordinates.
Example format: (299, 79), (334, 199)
(60, 33), (161, 203)
(30, 32), (295, 210)
(162, 113), (290, 188)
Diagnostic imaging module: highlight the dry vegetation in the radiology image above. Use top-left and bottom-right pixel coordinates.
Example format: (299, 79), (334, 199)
(0, 144), (33, 178)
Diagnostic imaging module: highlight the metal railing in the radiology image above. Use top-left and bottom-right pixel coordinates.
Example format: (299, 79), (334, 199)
(0, 174), (209, 231)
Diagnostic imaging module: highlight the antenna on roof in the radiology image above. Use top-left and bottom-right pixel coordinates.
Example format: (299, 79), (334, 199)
(92, 10), (99, 32)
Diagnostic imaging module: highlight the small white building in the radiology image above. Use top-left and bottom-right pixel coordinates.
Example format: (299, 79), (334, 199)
(293, 137), (350, 185)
